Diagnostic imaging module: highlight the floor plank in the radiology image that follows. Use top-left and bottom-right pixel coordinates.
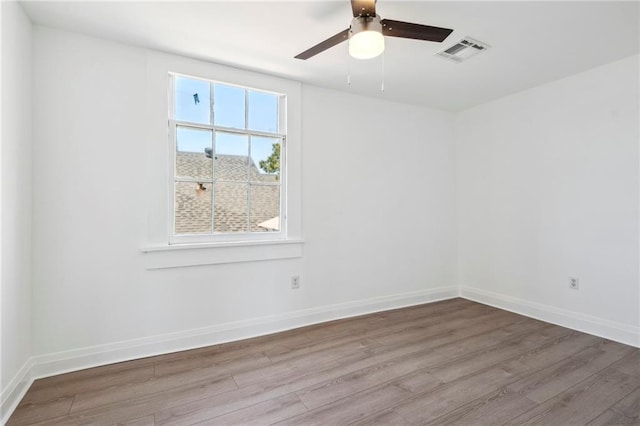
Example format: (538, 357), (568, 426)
(196, 393), (306, 426)
(421, 333), (624, 425)
(428, 388), (537, 426)
(277, 382), (421, 425)
(23, 363), (156, 405)
(69, 368), (236, 414)
(115, 414), (156, 426)
(7, 396), (75, 425)
(587, 385), (640, 425)
(507, 368), (640, 425)
(7, 298), (639, 426)
(393, 365), (518, 423)
(506, 340), (634, 404)
(25, 375), (237, 426)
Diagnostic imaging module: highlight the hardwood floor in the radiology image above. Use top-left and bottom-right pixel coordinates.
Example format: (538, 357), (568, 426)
(7, 298), (640, 425)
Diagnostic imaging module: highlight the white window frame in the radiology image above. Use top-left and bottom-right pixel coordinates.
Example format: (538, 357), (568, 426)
(142, 52), (302, 267)
(168, 73), (287, 245)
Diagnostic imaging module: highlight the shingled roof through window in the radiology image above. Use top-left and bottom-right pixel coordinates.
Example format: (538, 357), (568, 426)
(175, 152), (279, 234)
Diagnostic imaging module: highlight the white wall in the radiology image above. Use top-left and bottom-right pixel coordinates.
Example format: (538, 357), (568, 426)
(31, 27), (457, 369)
(301, 85), (457, 307)
(1, 0), (33, 417)
(457, 55), (640, 345)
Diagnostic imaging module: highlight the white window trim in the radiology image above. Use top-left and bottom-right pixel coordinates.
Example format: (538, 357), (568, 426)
(141, 239), (303, 269)
(142, 51), (302, 267)
(168, 75), (288, 245)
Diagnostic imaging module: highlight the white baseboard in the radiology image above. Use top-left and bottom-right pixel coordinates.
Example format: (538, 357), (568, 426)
(1, 358), (34, 425)
(1, 286), (457, 423)
(460, 286), (640, 348)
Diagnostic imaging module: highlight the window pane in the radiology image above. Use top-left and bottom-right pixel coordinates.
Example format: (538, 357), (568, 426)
(248, 90), (278, 133)
(250, 185), (280, 232)
(251, 136), (280, 182)
(215, 132), (249, 181)
(174, 76), (210, 125)
(214, 182), (248, 233)
(175, 181), (212, 234)
(176, 127), (212, 180)
(214, 84), (245, 129)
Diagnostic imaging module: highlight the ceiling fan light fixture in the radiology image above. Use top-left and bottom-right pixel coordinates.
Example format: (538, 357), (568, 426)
(294, 0), (453, 61)
(349, 16), (384, 59)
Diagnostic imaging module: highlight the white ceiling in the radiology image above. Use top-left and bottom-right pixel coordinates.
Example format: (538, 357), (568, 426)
(21, 1), (639, 111)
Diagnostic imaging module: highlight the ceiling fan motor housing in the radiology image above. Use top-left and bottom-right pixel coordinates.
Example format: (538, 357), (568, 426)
(349, 15), (383, 38)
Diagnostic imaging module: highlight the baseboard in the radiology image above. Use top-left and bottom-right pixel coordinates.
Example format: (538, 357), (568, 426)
(1, 286), (457, 422)
(460, 286), (640, 348)
(1, 357), (34, 425)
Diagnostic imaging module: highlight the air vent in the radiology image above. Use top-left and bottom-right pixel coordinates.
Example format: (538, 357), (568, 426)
(436, 37), (489, 63)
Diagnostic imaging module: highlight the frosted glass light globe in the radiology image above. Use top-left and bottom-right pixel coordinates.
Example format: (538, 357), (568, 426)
(349, 30), (385, 59)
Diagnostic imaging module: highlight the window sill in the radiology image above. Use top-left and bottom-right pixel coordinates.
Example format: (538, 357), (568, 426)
(141, 239), (303, 269)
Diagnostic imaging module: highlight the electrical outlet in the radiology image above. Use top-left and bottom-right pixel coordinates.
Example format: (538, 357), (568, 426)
(569, 277), (579, 290)
(291, 275), (300, 290)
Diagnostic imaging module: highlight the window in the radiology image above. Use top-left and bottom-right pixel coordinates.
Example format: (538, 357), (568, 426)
(142, 55), (301, 265)
(169, 74), (286, 244)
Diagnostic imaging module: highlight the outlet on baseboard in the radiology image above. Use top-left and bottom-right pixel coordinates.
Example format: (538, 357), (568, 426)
(569, 277), (579, 290)
(291, 275), (300, 290)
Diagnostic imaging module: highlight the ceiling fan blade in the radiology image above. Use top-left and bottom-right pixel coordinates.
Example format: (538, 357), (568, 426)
(381, 19), (453, 42)
(351, 0), (376, 17)
(295, 29), (350, 60)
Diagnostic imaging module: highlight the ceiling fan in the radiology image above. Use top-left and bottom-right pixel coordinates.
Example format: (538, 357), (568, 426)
(295, 0), (454, 60)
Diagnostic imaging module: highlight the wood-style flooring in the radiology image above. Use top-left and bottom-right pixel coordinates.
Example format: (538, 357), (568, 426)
(8, 298), (640, 425)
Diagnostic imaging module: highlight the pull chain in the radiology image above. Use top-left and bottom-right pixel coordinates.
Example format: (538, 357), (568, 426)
(381, 51), (385, 92)
(347, 52), (352, 86)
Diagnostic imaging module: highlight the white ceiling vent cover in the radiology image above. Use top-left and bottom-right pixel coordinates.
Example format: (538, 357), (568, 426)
(436, 37), (490, 63)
